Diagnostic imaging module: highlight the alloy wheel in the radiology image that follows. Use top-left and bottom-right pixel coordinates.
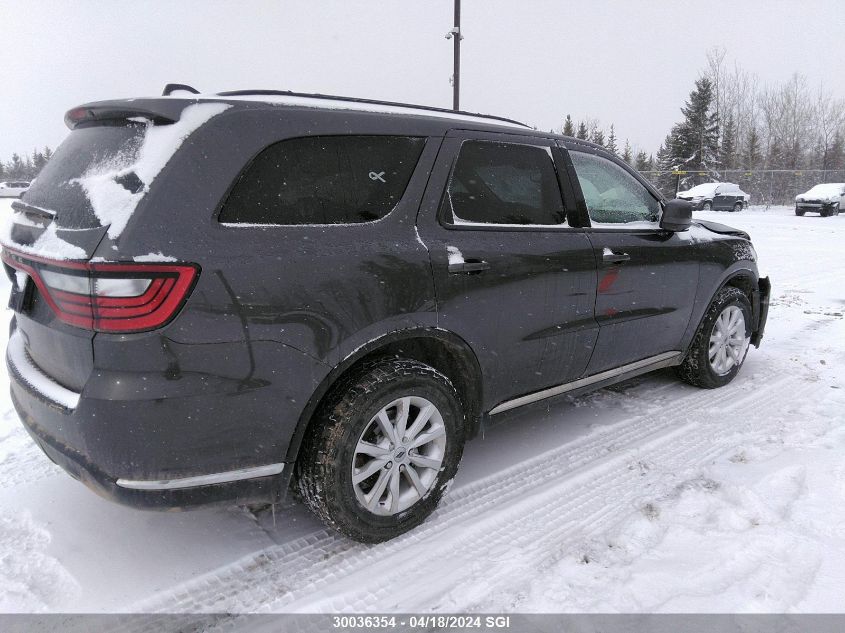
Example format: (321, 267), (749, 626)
(709, 305), (750, 375)
(352, 396), (447, 516)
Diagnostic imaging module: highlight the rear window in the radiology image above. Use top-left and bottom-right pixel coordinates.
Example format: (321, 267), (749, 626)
(218, 135), (426, 225)
(23, 123), (145, 229)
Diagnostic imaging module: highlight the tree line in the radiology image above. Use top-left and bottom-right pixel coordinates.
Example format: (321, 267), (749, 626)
(0, 147), (54, 181)
(559, 47), (845, 194)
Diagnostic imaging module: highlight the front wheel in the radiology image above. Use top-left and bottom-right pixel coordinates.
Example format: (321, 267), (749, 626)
(702, 201), (712, 211)
(795, 209), (805, 216)
(295, 358), (466, 543)
(676, 287), (752, 389)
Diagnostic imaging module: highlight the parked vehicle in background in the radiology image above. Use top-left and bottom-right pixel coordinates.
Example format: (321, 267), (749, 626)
(677, 182), (749, 212)
(2, 88), (770, 543)
(795, 183), (845, 217)
(0, 181), (30, 198)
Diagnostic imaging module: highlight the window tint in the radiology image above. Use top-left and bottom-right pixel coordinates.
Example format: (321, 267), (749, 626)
(219, 136), (425, 225)
(445, 140), (566, 226)
(569, 151), (660, 225)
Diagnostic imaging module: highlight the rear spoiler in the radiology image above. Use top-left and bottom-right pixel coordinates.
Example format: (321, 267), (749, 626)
(63, 99), (188, 129)
(64, 105), (177, 129)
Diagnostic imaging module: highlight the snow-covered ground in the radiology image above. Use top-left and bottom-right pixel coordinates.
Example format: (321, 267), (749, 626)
(0, 201), (843, 613)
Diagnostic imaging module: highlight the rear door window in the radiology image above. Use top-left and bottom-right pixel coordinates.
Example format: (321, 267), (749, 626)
(444, 140), (566, 226)
(219, 136), (426, 225)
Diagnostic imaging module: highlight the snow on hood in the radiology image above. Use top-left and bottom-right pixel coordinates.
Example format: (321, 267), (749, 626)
(678, 183), (718, 197)
(70, 102), (230, 240)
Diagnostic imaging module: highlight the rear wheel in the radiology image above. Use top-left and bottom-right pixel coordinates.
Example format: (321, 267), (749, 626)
(295, 358), (466, 543)
(676, 287), (752, 389)
(731, 202), (743, 213)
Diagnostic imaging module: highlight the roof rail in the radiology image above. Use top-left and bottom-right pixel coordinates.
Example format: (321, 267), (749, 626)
(162, 83), (200, 96)
(215, 89), (529, 128)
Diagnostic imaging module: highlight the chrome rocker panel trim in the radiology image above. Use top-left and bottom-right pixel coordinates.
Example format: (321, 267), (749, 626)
(489, 351), (683, 416)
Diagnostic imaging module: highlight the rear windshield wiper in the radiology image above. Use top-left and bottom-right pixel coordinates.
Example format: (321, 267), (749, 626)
(11, 201), (57, 226)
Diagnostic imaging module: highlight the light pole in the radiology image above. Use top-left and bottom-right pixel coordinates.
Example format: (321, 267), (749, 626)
(445, 0), (463, 111)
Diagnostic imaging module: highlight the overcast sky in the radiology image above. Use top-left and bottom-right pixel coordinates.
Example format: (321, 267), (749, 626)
(1, 0), (843, 160)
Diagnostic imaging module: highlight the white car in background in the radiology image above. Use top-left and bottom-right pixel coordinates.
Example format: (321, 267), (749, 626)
(0, 181), (30, 198)
(676, 182), (749, 212)
(795, 183), (845, 217)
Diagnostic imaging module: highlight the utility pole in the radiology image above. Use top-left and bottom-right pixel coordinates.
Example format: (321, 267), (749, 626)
(445, 0), (463, 111)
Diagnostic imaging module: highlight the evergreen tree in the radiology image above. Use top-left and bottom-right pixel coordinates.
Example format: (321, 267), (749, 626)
(655, 135), (679, 196)
(23, 155), (34, 180)
(576, 121), (589, 140)
(720, 113), (736, 168)
(33, 148), (47, 174)
(605, 124), (618, 155)
(590, 124), (605, 147)
(562, 115), (574, 137)
(673, 77), (719, 170)
(744, 126), (762, 169)
(767, 137), (785, 169)
(621, 139), (633, 164)
(43, 146), (53, 162)
(635, 150), (651, 171)
(9, 153), (24, 179)
(0, 161), (5, 180)
(826, 131), (844, 170)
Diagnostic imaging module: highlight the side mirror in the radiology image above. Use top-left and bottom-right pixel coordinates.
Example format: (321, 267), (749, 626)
(660, 198), (692, 232)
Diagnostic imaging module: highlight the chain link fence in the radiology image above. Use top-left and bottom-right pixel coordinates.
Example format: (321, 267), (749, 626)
(639, 169), (845, 206)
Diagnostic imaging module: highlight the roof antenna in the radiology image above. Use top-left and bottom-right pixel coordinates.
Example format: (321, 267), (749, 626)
(162, 83), (200, 96)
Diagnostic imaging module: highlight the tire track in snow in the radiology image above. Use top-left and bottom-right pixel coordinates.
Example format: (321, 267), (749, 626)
(280, 374), (812, 612)
(129, 359), (793, 615)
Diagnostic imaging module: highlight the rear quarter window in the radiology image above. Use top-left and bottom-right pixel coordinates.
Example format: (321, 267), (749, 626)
(218, 135), (426, 225)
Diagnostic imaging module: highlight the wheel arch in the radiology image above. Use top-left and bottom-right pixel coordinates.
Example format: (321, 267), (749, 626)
(283, 327), (484, 467)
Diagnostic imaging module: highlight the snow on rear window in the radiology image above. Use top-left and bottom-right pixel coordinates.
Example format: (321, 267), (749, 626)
(71, 102), (230, 239)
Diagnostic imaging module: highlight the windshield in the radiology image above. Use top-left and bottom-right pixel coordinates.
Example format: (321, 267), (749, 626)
(22, 123), (145, 229)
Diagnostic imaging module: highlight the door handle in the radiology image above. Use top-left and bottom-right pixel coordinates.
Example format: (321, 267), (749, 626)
(602, 249), (630, 265)
(448, 259), (490, 274)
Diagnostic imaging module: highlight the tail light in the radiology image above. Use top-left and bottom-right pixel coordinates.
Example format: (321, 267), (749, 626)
(2, 249), (199, 333)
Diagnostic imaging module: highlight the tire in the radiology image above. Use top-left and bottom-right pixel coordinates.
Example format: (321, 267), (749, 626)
(834, 203), (841, 216)
(676, 287), (752, 389)
(820, 208), (831, 218)
(295, 357), (466, 543)
(731, 202), (742, 213)
(702, 201), (712, 211)
(795, 209), (805, 216)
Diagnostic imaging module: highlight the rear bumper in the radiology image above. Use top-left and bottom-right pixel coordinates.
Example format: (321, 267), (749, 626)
(6, 328), (324, 509)
(751, 276), (770, 347)
(14, 398), (284, 509)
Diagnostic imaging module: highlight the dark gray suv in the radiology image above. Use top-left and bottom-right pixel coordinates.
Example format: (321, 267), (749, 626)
(3, 90), (769, 542)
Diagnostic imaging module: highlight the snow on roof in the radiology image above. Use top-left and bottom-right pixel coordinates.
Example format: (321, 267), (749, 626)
(806, 183), (845, 194)
(177, 93), (530, 130)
